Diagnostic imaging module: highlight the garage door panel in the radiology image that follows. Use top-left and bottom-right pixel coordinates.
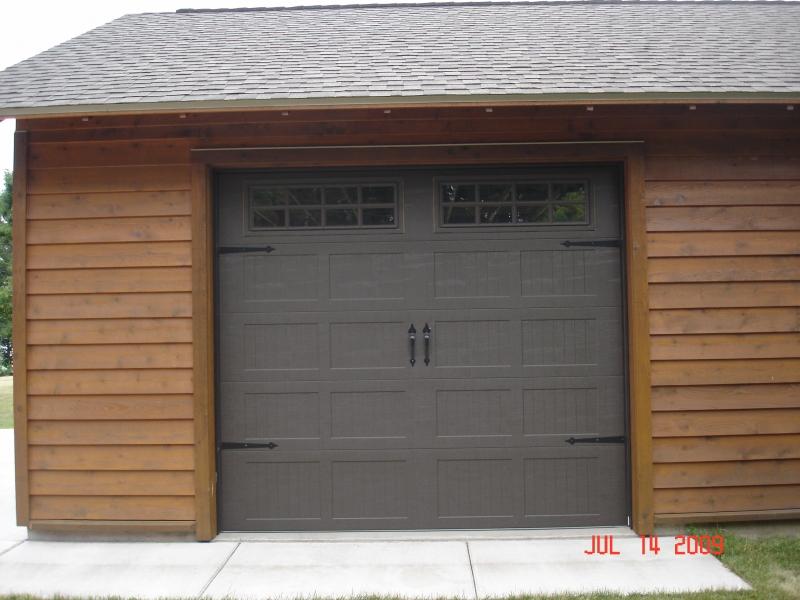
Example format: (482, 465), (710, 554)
(217, 166), (628, 531)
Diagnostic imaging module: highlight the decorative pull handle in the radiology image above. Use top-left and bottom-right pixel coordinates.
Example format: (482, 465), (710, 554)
(409, 324), (416, 366)
(423, 323), (431, 366)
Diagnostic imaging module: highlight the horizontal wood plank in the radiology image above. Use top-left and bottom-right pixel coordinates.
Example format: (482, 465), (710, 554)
(646, 156), (800, 181)
(28, 318), (193, 345)
(646, 206), (800, 232)
(644, 181), (800, 207)
(29, 470), (195, 496)
(28, 293), (192, 320)
(28, 395), (194, 421)
(648, 282), (800, 310)
(27, 166), (191, 195)
(28, 344), (193, 370)
(652, 384), (800, 411)
(653, 434), (800, 463)
(29, 495), (195, 521)
(29, 420), (194, 445)
(651, 358), (800, 386)
(650, 308), (800, 335)
(654, 485), (800, 514)
(648, 256), (800, 283)
(29, 445), (194, 471)
(28, 216), (191, 245)
(28, 140), (192, 169)
(28, 369), (193, 396)
(651, 333), (800, 361)
(652, 409), (800, 437)
(27, 241), (192, 270)
(28, 519), (195, 533)
(27, 191), (191, 220)
(647, 231), (800, 257)
(655, 509), (800, 524)
(653, 460), (800, 489)
(27, 267), (192, 294)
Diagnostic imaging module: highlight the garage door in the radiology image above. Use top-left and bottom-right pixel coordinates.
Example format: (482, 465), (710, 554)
(217, 166), (628, 531)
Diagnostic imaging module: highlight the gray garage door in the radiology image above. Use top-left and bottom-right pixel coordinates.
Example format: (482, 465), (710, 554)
(217, 166), (628, 531)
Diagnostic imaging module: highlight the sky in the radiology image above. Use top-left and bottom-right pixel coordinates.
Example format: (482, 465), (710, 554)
(0, 0), (471, 175)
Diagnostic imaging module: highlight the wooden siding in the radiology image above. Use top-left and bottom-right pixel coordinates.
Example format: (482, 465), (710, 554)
(646, 146), (800, 521)
(15, 103), (800, 534)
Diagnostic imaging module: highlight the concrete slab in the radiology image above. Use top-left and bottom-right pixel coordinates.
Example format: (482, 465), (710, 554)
(469, 537), (750, 596)
(0, 541), (238, 598)
(204, 541), (475, 599)
(0, 430), (27, 542)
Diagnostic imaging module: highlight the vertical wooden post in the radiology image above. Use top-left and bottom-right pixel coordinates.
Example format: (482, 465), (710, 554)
(191, 162), (217, 540)
(625, 155), (654, 534)
(12, 130), (29, 526)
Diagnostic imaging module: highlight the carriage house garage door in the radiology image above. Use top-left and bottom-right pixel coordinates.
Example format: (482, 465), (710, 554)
(217, 165), (628, 532)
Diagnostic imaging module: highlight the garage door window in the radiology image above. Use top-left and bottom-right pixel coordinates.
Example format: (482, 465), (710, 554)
(249, 183), (398, 230)
(440, 180), (589, 226)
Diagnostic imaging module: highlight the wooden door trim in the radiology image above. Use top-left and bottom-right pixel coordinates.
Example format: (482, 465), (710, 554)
(12, 130), (29, 526)
(191, 163), (217, 541)
(191, 140), (654, 538)
(624, 155), (655, 535)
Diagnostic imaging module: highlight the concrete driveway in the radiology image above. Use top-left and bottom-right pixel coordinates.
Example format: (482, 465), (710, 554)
(0, 429), (749, 598)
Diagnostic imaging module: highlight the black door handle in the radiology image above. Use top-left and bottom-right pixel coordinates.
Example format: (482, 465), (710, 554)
(423, 323), (431, 366)
(409, 324), (416, 366)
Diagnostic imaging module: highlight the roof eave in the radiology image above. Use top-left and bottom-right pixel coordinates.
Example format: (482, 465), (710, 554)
(2, 91), (799, 119)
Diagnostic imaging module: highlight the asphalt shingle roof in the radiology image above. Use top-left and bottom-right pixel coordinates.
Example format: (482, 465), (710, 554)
(1, 0), (799, 114)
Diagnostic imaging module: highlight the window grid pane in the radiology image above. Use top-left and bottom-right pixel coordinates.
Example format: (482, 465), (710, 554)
(440, 181), (588, 227)
(250, 184), (398, 230)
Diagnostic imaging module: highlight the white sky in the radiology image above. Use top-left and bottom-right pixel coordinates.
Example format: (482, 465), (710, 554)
(0, 0), (485, 175)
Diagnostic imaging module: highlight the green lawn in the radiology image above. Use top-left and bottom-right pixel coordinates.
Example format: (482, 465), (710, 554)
(0, 530), (796, 599)
(0, 375), (11, 428)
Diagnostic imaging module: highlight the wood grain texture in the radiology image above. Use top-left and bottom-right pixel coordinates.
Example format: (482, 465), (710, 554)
(27, 242), (192, 270)
(28, 293), (192, 320)
(648, 256), (800, 283)
(28, 344), (193, 370)
(27, 191), (191, 219)
(27, 166), (191, 194)
(653, 460), (800, 489)
(655, 509), (800, 524)
(30, 495), (195, 521)
(27, 318), (193, 345)
(29, 445), (194, 471)
(645, 156), (800, 181)
(654, 485), (800, 514)
(646, 206), (800, 232)
(28, 140), (192, 169)
(649, 282), (800, 310)
(29, 470), (195, 496)
(625, 154), (654, 535)
(651, 333), (800, 361)
(28, 395), (194, 421)
(650, 308), (800, 335)
(651, 358), (800, 386)
(647, 231), (800, 257)
(27, 267), (192, 294)
(29, 420), (194, 445)
(652, 434), (800, 463)
(28, 369), (193, 396)
(645, 181), (800, 206)
(652, 409), (800, 437)
(12, 130), (29, 526)
(28, 216), (191, 245)
(652, 384), (800, 411)
(191, 162), (217, 541)
(28, 519), (195, 533)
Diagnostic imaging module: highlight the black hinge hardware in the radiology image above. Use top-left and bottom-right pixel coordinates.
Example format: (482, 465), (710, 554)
(565, 436), (626, 445)
(220, 441), (278, 450)
(561, 240), (620, 248)
(219, 246), (276, 254)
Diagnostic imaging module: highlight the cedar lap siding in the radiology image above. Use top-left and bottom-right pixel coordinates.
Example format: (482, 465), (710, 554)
(1, 3), (799, 540)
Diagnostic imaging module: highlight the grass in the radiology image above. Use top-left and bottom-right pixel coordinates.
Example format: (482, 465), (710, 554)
(0, 529), (796, 600)
(0, 375), (11, 428)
